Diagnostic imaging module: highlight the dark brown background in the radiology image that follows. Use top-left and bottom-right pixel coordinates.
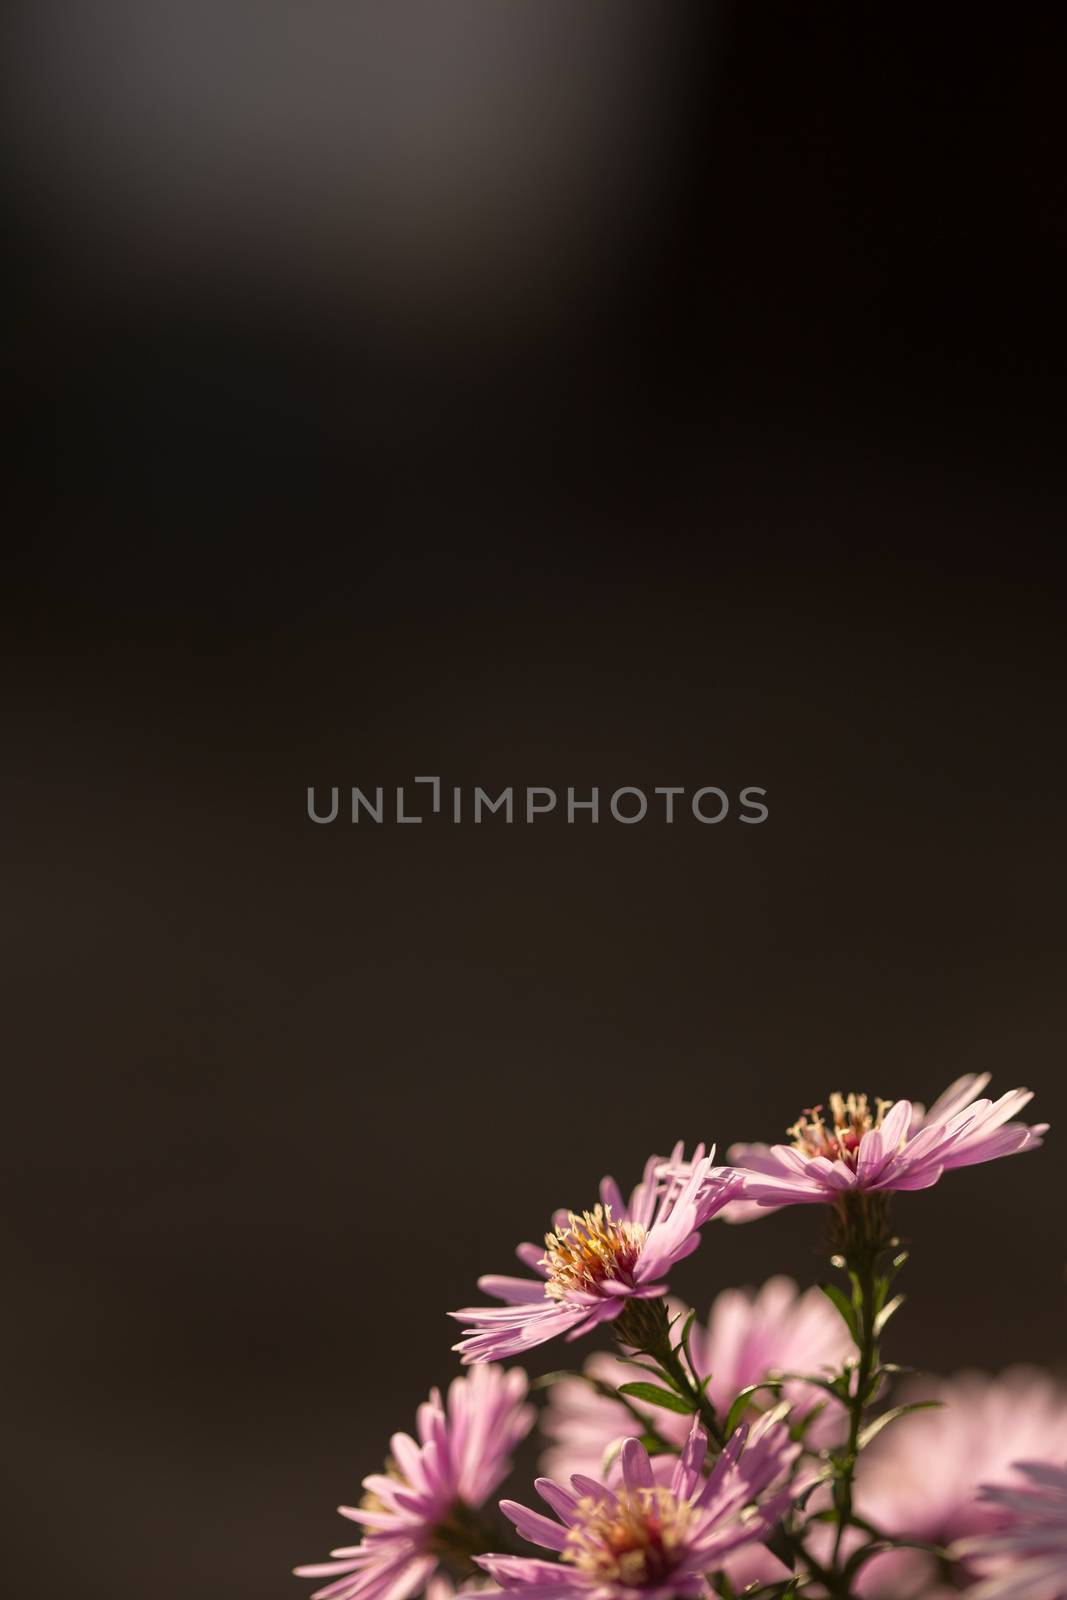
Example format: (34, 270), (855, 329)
(5, 5), (1066, 1598)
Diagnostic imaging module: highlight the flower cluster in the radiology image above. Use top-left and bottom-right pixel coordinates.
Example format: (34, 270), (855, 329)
(295, 1075), (1054, 1600)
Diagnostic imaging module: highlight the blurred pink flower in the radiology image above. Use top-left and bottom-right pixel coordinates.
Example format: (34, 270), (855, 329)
(294, 1365), (534, 1600)
(541, 1276), (851, 1482)
(848, 1370), (1067, 1598)
(477, 1415), (799, 1600)
(959, 1460), (1067, 1599)
(720, 1074), (1045, 1213)
(450, 1148), (739, 1363)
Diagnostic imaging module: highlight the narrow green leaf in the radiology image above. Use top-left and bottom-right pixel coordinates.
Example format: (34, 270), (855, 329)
(793, 1466), (833, 1508)
(778, 1369), (852, 1403)
(819, 1282), (859, 1341)
(847, 1515), (886, 1540)
(676, 1307), (701, 1386)
(618, 1356), (685, 1391)
(872, 1293), (905, 1337)
(617, 1381), (696, 1415)
(857, 1400), (942, 1450)
(722, 1380), (784, 1438)
(843, 1535), (950, 1582)
(789, 1398), (829, 1442)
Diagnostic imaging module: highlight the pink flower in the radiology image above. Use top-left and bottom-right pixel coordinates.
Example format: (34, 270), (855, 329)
(294, 1365), (534, 1600)
(477, 1415), (799, 1600)
(847, 1370), (1067, 1598)
(541, 1276), (851, 1482)
(958, 1461), (1067, 1599)
(723, 1074), (1045, 1211)
(450, 1148), (739, 1364)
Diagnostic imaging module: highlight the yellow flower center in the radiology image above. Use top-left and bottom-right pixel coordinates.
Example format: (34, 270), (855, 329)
(788, 1091), (894, 1168)
(563, 1487), (690, 1586)
(540, 1205), (647, 1301)
(360, 1457), (406, 1514)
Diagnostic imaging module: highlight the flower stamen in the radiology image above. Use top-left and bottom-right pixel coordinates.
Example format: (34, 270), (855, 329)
(788, 1092), (894, 1168)
(563, 1488), (690, 1585)
(540, 1205), (647, 1301)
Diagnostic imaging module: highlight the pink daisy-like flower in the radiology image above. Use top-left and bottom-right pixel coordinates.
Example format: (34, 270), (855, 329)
(722, 1073), (1045, 1211)
(450, 1147), (739, 1364)
(541, 1276), (851, 1482)
(958, 1461), (1067, 1600)
(842, 1369), (1067, 1598)
(294, 1365), (534, 1600)
(476, 1415), (799, 1600)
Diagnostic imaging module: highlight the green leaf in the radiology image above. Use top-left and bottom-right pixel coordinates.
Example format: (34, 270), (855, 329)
(789, 1398), (829, 1442)
(721, 1380), (785, 1439)
(792, 1465), (833, 1508)
(846, 1515), (886, 1541)
(819, 1282), (859, 1342)
(857, 1400), (942, 1450)
(779, 1369), (852, 1403)
(842, 1535), (950, 1583)
(872, 1294), (905, 1337)
(617, 1381), (696, 1415)
(530, 1370), (577, 1390)
(676, 1307), (703, 1388)
(618, 1356), (685, 1391)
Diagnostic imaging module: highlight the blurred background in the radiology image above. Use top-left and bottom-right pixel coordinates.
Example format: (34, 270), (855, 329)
(3, 4), (1066, 1597)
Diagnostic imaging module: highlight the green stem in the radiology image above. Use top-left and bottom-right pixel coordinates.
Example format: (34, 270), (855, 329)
(831, 1250), (879, 1582)
(655, 1337), (725, 1449)
(773, 1524), (847, 1599)
(613, 1297), (725, 1449)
